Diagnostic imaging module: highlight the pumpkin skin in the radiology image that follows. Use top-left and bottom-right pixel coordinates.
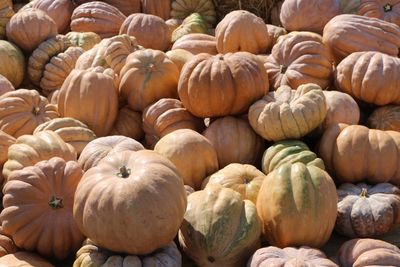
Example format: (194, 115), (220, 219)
(6, 9), (57, 53)
(179, 185), (261, 267)
(318, 124), (400, 185)
(32, 0), (75, 33)
(170, 0), (216, 27)
(0, 0), (13, 40)
(201, 163), (266, 204)
(266, 24), (287, 52)
(280, 0), (340, 34)
(337, 238), (400, 267)
(57, 67), (118, 137)
(248, 246), (339, 267)
(0, 227), (17, 257)
(265, 31), (334, 90)
(73, 239), (181, 267)
(336, 51), (400, 106)
(368, 105), (400, 131)
(0, 74), (14, 97)
(215, 10), (270, 54)
(110, 106), (144, 141)
(171, 12), (208, 43)
(119, 13), (170, 51)
(71, 1), (126, 38)
(336, 183), (400, 238)
(78, 135), (144, 172)
(0, 251), (54, 267)
(119, 49), (180, 111)
(257, 163), (337, 248)
(166, 49), (194, 72)
(1, 157), (84, 259)
(143, 98), (205, 149)
(154, 129), (219, 190)
(322, 14), (400, 62)
(73, 150), (187, 255)
(100, 0), (141, 16)
(0, 40), (25, 88)
(0, 131), (15, 172)
(141, 0), (171, 20)
(65, 32), (101, 51)
(203, 116), (264, 168)
(178, 52), (269, 118)
(261, 140), (325, 175)
(171, 33), (217, 55)
(248, 83), (327, 141)
(0, 89), (59, 138)
(358, 0), (400, 26)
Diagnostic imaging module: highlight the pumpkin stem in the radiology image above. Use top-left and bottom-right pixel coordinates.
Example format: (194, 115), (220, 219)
(280, 65), (288, 74)
(49, 196), (64, 209)
(117, 166), (131, 178)
(207, 256), (215, 263)
(384, 3), (392, 12)
(243, 177), (250, 184)
(360, 188), (368, 197)
(32, 106), (40, 115)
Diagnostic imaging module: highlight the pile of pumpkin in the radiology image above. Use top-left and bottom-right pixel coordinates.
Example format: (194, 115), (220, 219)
(0, 0), (399, 266)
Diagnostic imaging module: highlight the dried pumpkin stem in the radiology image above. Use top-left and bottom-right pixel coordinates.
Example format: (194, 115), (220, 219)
(384, 4), (392, 12)
(32, 106), (40, 115)
(280, 65), (288, 74)
(360, 188), (368, 197)
(117, 166), (131, 178)
(49, 196), (64, 209)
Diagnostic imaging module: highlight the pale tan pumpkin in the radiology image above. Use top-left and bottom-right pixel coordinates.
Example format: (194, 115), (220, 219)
(0, 227), (17, 257)
(0, 40), (25, 88)
(358, 0), (400, 26)
(266, 24), (287, 52)
(110, 106), (144, 141)
(65, 31), (101, 51)
(0, 0), (13, 40)
(32, 0), (75, 33)
(166, 49), (194, 72)
(368, 105), (400, 131)
(171, 33), (217, 55)
(170, 0), (216, 27)
(0, 252), (54, 267)
(0, 74), (14, 97)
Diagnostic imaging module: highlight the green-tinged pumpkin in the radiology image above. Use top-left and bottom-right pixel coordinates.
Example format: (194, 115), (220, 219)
(171, 13), (208, 42)
(170, 0), (216, 27)
(0, 40), (25, 88)
(65, 32), (101, 51)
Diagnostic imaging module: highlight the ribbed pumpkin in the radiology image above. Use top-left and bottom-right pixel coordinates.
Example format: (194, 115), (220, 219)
(0, 89), (59, 138)
(1, 157), (84, 259)
(171, 13), (208, 42)
(0, 74), (14, 96)
(257, 162), (337, 248)
(0, 227), (17, 257)
(119, 13), (170, 51)
(266, 24), (286, 52)
(368, 105), (400, 131)
(358, 0), (400, 26)
(57, 67), (118, 137)
(141, 0), (171, 20)
(0, 0), (13, 39)
(179, 185), (261, 267)
(203, 116), (264, 168)
(265, 31), (334, 90)
(0, 130), (15, 172)
(119, 49), (180, 111)
(336, 51), (400, 106)
(6, 9), (57, 53)
(170, 0), (216, 27)
(32, 0), (75, 33)
(78, 135), (144, 172)
(74, 240), (182, 267)
(142, 98), (204, 148)
(280, 0), (340, 33)
(248, 83), (327, 141)
(322, 14), (400, 62)
(65, 31), (101, 51)
(178, 52), (269, 118)
(110, 106), (144, 141)
(166, 49), (194, 72)
(215, 10), (270, 54)
(154, 129), (219, 190)
(0, 252), (54, 267)
(0, 40), (25, 88)
(318, 124), (400, 185)
(73, 150), (187, 255)
(171, 33), (217, 55)
(70, 1), (126, 38)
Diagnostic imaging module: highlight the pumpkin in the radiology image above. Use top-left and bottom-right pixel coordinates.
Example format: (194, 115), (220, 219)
(0, 227), (17, 257)
(74, 239), (181, 267)
(101, 0), (141, 16)
(336, 182), (400, 238)
(322, 14), (400, 62)
(215, 10), (270, 54)
(1, 157), (84, 259)
(33, 117), (96, 155)
(65, 32), (101, 51)
(141, 0), (171, 20)
(57, 67), (118, 137)
(179, 185), (261, 267)
(166, 18), (183, 36)
(27, 34), (72, 87)
(257, 162), (337, 248)
(0, 89), (59, 138)
(201, 163), (266, 204)
(142, 98), (205, 148)
(119, 49), (180, 111)
(178, 52), (269, 118)
(32, 0), (75, 33)
(203, 116), (264, 168)
(170, 0), (216, 27)
(0, 74), (14, 96)
(368, 105), (400, 131)
(0, 40), (25, 88)
(40, 46), (84, 94)
(248, 83), (327, 141)
(70, 1), (126, 38)
(280, 0), (340, 33)
(318, 124), (400, 185)
(358, 0), (400, 26)
(0, 0), (13, 40)
(154, 129), (219, 190)
(78, 135), (144, 172)
(265, 31), (334, 90)
(0, 131), (15, 174)
(119, 13), (170, 51)
(248, 246), (339, 267)
(261, 140), (325, 175)
(338, 238), (400, 267)
(336, 51), (400, 106)
(48, 89), (60, 105)
(166, 49), (194, 72)
(0, 252), (54, 267)
(340, 0), (361, 13)
(110, 106), (144, 141)
(171, 13), (208, 42)
(6, 9), (57, 53)
(266, 24), (286, 52)
(74, 150), (187, 255)
(171, 33), (217, 55)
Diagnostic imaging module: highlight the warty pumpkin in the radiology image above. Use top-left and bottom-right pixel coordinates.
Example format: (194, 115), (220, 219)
(1, 157), (85, 259)
(358, 0), (400, 26)
(170, 0), (216, 27)
(171, 33), (217, 55)
(0, 0), (13, 40)
(0, 40), (25, 88)
(110, 105), (144, 141)
(368, 105), (400, 131)
(141, 0), (171, 20)
(0, 251), (54, 267)
(65, 31), (101, 51)
(0, 74), (14, 97)
(32, 0), (75, 33)
(73, 150), (187, 255)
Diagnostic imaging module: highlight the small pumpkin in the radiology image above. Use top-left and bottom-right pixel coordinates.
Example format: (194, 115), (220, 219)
(0, 40), (25, 88)
(32, 0), (75, 33)
(368, 105), (400, 131)
(171, 12), (208, 42)
(358, 0), (400, 26)
(170, 0), (216, 27)
(0, 252), (54, 267)
(171, 33), (217, 55)
(0, 0), (14, 40)
(110, 106), (144, 141)
(141, 0), (171, 20)
(65, 31), (101, 51)
(0, 74), (14, 97)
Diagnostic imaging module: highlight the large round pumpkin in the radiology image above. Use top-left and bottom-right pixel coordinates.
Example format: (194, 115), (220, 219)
(73, 150), (187, 255)
(0, 40), (25, 88)
(358, 0), (400, 26)
(368, 105), (400, 131)
(32, 0), (75, 33)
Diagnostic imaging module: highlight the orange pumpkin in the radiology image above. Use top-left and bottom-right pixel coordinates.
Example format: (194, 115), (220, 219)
(110, 105), (144, 141)
(0, 74), (14, 97)
(0, 252), (54, 267)
(358, 0), (400, 26)
(171, 33), (217, 55)
(0, 0), (13, 40)
(368, 105), (400, 131)
(141, 0), (171, 20)
(32, 0), (75, 33)
(0, 227), (17, 257)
